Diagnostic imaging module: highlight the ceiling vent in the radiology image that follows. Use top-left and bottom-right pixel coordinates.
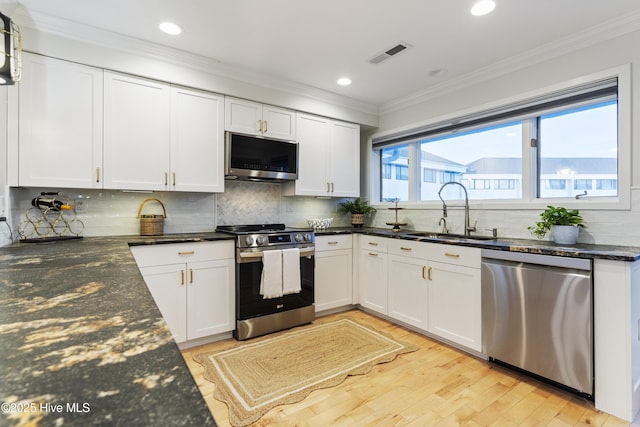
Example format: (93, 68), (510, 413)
(368, 42), (411, 65)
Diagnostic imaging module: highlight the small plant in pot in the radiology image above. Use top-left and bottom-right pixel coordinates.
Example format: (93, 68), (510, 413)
(338, 198), (376, 228)
(528, 205), (585, 244)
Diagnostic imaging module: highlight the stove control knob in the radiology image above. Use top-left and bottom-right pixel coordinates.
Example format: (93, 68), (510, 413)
(304, 233), (313, 242)
(256, 235), (267, 246)
(244, 236), (254, 246)
(294, 233), (303, 243)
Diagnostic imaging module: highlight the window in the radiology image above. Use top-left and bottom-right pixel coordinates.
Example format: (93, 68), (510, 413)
(419, 122), (522, 200)
(538, 101), (617, 198)
(494, 179), (516, 190)
(423, 168), (437, 183)
(395, 165), (408, 180)
(381, 145), (409, 201)
(372, 68), (628, 208)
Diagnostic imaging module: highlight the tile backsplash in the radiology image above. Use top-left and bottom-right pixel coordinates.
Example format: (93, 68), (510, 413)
(7, 181), (351, 241)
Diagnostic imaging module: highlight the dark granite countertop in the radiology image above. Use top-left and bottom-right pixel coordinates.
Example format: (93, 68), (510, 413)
(0, 232), (233, 426)
(315, 227), (640, 261)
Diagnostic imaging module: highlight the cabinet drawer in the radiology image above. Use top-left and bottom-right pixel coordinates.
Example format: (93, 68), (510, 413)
(359, 235), (389, 253)
(427, 244), (481, 268)
(388, 239), (434, 259)
(131, 241), (234, 267)
(316, 235), (352, 251)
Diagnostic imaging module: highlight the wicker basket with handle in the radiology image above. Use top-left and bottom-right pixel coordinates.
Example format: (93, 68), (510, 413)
(137, 198), (167, 236)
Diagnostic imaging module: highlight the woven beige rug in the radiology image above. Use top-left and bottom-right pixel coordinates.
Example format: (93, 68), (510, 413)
(193, 318), (419, 426)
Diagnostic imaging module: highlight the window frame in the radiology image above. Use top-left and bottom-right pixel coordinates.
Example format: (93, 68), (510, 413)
(369, 65), (631, 211)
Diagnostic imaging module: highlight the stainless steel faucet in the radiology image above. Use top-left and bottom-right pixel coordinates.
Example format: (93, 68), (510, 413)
(437, 181), (477, 236)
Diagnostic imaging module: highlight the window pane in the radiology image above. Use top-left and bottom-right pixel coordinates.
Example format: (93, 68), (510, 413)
(419, 122), (522, 200)
(539, 101), (618, 198)
(381, 145), (409, 201)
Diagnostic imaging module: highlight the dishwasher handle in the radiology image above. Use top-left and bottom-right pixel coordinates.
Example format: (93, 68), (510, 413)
(481, 249), (591, 271)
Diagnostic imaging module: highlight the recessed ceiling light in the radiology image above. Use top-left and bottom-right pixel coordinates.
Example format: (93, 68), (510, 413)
(337, 77), (352, 86)
(159, 21), (182, 35)
(470, 0), (496, 16)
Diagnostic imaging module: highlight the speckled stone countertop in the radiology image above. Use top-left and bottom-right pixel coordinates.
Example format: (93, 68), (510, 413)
(316, 227), (640, 261)
(0, 232), (233, 427)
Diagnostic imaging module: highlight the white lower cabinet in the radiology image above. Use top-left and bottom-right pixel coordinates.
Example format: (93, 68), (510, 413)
(388, 240), (430, 330)
(428, 260), (482, 351)
(354, 235), (482, 352)
(358, 236), (389, 315)
(131, 241), (234, 344)
(314, 235), (353, 312)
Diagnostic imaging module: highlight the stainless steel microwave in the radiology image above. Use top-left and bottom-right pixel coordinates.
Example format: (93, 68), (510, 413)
(225, 132), (298, 181)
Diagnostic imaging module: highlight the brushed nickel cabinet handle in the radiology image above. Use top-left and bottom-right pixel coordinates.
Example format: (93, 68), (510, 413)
(400, 247), (412, 252)
(328, 241), (339, 245)
(264, 120), (268, 133)
(331, 182), (334, 192)
(189, 268), (193, 284)
(164, 172), (168, 186)
(445, 253), (461, 258)
(422, 265), (426, 279)
(96, 167), (101, 183)
(180, 270), (185, 286)
(172, 172), (176, 186)
(368, 252), (379, 257)
(178, 251), (195, 255)
(428, 266), (432, 280)
(368, 242), (379, 246)
(258, 119), (263, 132)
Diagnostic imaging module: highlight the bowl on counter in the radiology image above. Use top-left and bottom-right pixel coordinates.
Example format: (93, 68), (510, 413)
(307, 218), (334, 230)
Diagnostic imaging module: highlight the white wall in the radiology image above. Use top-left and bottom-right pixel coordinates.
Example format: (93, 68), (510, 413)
(370, 28), (640, 246)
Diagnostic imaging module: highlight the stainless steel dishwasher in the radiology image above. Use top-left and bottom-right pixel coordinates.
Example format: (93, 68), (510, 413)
(481, 249), (593, 398)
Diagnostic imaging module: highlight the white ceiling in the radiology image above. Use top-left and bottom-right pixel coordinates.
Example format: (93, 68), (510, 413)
(5, 0), (640, 108)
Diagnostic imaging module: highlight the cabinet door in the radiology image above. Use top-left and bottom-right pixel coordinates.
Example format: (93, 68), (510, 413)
(187, 259), (235, 339)
(328, 121), (360, 197)
(18, 54), (103, 188)
(315, 249), (353, 312)
(358, 249), (388, 314)
(428, 261), (482, 351)
(171, 87), (224, 192)
(138, 264), (187, 343)
(388, 254), (428, 330)
(293, 113), (329, 195)
(104, 72), (171, 190)
(262, 105), (296, 140)
(224, 97), (262, 135)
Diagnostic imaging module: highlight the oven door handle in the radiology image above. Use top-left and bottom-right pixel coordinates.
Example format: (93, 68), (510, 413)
(239, 246), (315, 261)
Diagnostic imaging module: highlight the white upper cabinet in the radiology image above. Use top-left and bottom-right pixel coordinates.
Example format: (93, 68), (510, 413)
(171, 87), (224, 193)
(103, 72), (224, 192)
(18, 54), (104, 188)
(224, 97), (296, 141)
(103, 72), (171, 191)
(283, 113), (360, 197)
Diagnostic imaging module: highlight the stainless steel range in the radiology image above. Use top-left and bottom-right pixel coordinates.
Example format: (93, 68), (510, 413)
(216, 224), (315, 340)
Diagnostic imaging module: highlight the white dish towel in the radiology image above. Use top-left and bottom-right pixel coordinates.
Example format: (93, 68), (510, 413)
(282, 248), (301, 295)
(260, 249), (283, 299)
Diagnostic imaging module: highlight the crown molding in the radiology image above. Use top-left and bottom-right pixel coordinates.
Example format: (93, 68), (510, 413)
(381, 9), (640, 115)
(12, 9), (379, 117)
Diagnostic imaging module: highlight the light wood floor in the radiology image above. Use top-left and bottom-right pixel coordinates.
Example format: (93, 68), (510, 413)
(181, 310), (636, 427)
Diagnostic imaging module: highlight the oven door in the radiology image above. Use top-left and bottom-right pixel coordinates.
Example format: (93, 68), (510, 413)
(236, 246), (314, 320)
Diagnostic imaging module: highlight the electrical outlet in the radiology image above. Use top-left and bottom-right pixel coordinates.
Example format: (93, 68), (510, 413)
(74, 198), (86, 213)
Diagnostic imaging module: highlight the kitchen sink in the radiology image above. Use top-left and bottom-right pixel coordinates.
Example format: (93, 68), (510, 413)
(405, 232), (497, 241)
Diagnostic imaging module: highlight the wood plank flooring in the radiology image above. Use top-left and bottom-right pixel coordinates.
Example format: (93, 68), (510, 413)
(181, 310), (636, 427)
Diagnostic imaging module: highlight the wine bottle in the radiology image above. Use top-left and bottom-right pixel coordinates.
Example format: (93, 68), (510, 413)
(31, 197), (73, 211)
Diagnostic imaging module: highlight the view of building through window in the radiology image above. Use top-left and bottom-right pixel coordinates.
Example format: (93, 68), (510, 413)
(380, 101), (617, 202)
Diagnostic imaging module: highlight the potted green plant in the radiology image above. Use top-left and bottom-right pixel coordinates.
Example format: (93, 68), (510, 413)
(528, 205), (585, 244)
(338, 198), (376, 228)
